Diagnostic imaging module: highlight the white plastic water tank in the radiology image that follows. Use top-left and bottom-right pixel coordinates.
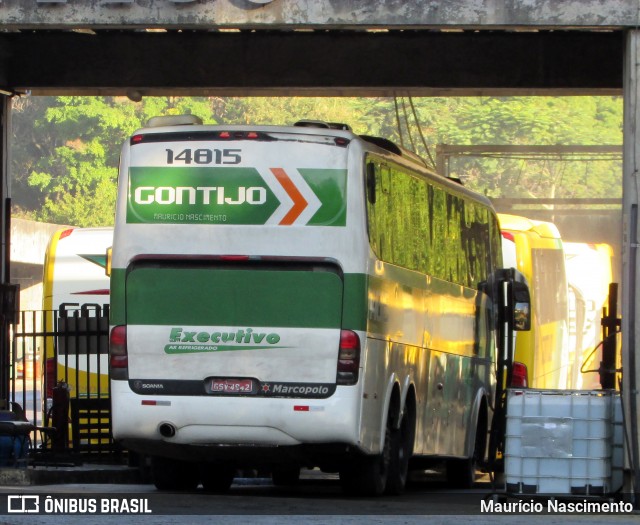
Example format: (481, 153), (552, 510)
(504, 389), (623, 495)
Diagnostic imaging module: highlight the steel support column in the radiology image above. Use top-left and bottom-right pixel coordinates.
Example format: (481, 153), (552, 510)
(622, 29), (640, 506)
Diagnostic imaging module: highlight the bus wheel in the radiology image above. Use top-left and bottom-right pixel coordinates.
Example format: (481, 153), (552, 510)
(446, 457), (475, 489)
(151, 456), (199, 491)
(271, 464), (300, 486)
(199, 464), (235, 493)
(386, 407), (415, 495)
(446, 417), (484, 489)
(339, 425), (391, 496)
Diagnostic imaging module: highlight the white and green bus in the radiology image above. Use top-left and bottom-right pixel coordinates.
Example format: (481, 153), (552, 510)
(109, 116), (528, 495)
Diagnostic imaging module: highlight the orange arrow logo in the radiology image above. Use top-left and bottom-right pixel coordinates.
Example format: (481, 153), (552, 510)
(270, 168), (308, 225)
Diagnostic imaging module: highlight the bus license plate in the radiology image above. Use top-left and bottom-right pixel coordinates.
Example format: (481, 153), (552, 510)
(210, 378), (255, 394)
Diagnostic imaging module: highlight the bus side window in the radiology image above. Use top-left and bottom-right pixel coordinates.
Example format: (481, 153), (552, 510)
(366, 162), (377, 204)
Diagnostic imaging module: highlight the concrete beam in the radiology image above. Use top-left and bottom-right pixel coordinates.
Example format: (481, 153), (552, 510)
(0, 0), (636, 30)
(1, 30), (624, 96)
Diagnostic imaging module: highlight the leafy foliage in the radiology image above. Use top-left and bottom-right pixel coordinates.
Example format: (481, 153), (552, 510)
(10, 95), (622, 227)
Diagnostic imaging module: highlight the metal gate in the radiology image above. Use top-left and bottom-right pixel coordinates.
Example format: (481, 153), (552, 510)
(8, 307), (117, 462)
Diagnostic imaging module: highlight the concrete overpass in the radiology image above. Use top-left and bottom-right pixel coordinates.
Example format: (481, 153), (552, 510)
(0, 1), (630, 97)
(0, 0), (632, 28)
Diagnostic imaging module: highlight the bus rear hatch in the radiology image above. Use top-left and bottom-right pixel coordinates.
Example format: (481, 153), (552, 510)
(123, 260), (345, 398)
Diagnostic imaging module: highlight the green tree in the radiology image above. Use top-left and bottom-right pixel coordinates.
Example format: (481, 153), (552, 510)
(11, 96), (53, 216)
(417, 96), (623, 199)
(16, 96), (217, 226)
(10, 95), (623, 226)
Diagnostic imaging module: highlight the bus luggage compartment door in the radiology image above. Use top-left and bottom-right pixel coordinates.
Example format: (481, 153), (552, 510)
(123, 261), (345, 391)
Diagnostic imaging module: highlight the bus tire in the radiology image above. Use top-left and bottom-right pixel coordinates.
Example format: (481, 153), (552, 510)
(199, 464), (235, 493)
(271, 464), (300, 486)
(339, 424), (391, 496)
(446, 457), (475, 489)
(386, 404), (415, 495)
(447, 411), (486, 489)
(151, 456), (199, 491)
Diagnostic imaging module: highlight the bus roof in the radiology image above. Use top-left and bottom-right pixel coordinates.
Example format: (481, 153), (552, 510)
(127, 118), (495, 211)
(498, 213), (561, 239)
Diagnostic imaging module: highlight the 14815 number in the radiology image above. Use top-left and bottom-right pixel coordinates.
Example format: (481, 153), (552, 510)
(166, 148), (241, 165)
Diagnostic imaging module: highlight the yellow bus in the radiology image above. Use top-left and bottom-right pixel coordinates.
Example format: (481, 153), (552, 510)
(498, 213), (569, 389)
(564, 242), (614, 389)
(42, 227), (112, 414)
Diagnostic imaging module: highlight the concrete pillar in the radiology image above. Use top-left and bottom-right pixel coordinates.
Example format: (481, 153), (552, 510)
(0, 95), (9, 405)
(622, 29), (640, 505)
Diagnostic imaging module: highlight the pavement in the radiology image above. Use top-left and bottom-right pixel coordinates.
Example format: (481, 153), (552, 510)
(0, 467), (638, 524)
(0, 463), (141, 486)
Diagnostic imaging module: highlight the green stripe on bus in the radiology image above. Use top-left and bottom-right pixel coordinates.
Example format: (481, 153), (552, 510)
(112, 269), (369, 331)
(342, 273), (367, 331)
(110, 270), (125, 325)
(110, 268), (368, 331)
(298, 168), (347, 227)
(125, 167), (347, 227)
(124, 267), (344, 328)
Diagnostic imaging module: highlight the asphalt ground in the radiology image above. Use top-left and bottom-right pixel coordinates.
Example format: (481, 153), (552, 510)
(0, 467), (637, 524)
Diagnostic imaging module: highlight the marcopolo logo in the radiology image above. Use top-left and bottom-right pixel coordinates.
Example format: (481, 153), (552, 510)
(272, 384), (329, 395)
(260, 381), (336, 399)
(165, 327), (284, 354)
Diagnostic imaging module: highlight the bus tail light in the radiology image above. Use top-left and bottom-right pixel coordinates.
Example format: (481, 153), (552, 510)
(337, 330), (360, 385)
(110, 325), (128, 380)
(59, 228), (74, 240)
(511, 361), (528, 388)
(501, 231), (515, 242)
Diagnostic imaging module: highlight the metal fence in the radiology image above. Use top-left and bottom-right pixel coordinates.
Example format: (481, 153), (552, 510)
(7, 307), (118, 463)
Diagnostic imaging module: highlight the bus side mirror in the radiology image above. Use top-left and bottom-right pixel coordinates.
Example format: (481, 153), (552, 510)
(366, 163), (377, 204)
(513, 280), (531, 331)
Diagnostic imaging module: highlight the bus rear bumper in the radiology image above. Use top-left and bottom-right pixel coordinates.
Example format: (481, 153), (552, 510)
(119, 438), (357, 467)
(110, 380), (364, 456)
